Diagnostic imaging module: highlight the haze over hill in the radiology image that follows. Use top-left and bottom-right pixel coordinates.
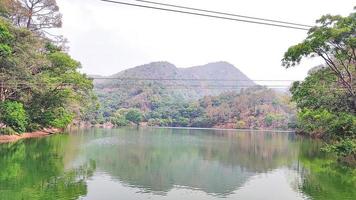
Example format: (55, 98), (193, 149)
(93, 61), (256, 98)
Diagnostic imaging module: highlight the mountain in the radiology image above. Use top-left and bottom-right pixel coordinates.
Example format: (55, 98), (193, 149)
(91, 61), (259, 119)
(93, 61), (255, 96)
(182, 61), (253, 84)
(87, 61), (295, 130)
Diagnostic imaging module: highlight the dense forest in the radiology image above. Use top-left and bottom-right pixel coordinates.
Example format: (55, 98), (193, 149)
(0, 0), (95, 134)
(282, 9), (356, 164)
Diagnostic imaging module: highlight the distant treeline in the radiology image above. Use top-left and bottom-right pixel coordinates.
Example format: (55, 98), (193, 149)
(92, 86), (296, 130)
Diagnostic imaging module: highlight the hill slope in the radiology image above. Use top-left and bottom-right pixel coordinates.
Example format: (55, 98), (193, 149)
(94, 61), (255, 98)
(89, 61), (295, 130)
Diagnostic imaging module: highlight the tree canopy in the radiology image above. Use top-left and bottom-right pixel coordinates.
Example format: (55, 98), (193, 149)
(284, 8), (356, 164)
(0, 3), (95, 133)
(283, 10), (356, 110)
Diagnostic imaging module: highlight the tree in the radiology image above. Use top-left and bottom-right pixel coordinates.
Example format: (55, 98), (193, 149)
(290, 67), (353, 113)
(0, 18), (46, 103)
(125, 109), (143, 126)
(282, 10), (356, 111)
(6, 0), (62, 31)
(0, 17), (94, 130)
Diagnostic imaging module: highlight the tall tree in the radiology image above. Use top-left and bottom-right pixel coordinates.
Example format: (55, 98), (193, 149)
(282, 9), (356, 110)
(8, 0), (62, 31)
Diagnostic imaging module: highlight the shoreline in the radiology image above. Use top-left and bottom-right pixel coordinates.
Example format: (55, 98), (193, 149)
(0, 128), (61, 144)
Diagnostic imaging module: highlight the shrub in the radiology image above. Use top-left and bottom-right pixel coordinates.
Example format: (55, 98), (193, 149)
(328, 113), (356, 139)
(0, 101), (28, 133)
(297, 109), (356, 139)
(125, 109), (143, 125)
(236, 120), (246, 129)
(41, 107), (73, 129)
(322, 139), (356, 158)
(264, 115), (274, 127)
(191, 116), (213, 128)
(147, 118), (161, 126)
(111, 115), (128, 127)
(173, 117), (189, 127)
(0, 127), (17, 135)
(26, 123), (42, 132)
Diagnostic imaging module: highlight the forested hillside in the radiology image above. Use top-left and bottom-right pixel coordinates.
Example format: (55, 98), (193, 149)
(92, 62), (295, 130)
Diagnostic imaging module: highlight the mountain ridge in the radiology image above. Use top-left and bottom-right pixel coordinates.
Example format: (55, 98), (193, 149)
(90, 61), (254, 83)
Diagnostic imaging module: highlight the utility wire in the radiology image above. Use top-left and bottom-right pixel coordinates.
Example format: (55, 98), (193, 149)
(0, 76), (302, 82)
(90, 78), (299, 81)
(135, 0), (313, 28)
(99, 0), (310, 31)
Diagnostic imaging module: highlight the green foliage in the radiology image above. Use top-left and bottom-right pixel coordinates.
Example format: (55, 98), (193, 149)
(26, 123), (41, 132)
(297, 108), (356, 139)
(42, 108), (74, 129)
(0, 101), (28, 133)
(290, 68), (352, 113)
(283, 9), (356, 108)
(0, 127), (17, 135)
(322, 140), (356, 158)
(125, 109), (143, 125)
(0, 17), (95, 130)
(111, 109), (129, 126)
(104, 87), (295, 129)
(0, 20), (13, 57)
(284, 8), (356, 163)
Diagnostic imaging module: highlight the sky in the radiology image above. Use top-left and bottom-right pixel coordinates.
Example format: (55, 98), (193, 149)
(55, 0), (355, 80)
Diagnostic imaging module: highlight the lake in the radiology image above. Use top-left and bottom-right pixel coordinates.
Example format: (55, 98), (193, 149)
(0, 128), (355, 200)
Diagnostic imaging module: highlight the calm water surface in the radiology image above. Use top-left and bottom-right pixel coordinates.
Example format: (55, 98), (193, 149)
(0, 128), (355, 200)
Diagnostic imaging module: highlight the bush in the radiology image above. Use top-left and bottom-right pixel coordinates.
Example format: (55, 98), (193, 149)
(41, 107), (73, 129)
(125, 109), (143, 125)
(26, 123), (42, 132)
(297, 109), (356, 139)
(322, 139), (356, 158)
(264, 115), (274, 127)
(236, 120), (246, 129)
(0, 127), (17, 135)
(191, 116), (213, 128)
(111, 115), (128, 126)
(0, 101), (28, 133)
(147, 118), (161, 126)
(328, 113), (356, 139)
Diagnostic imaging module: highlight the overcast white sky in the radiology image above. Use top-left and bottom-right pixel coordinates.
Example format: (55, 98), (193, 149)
(56, 0), (355, 80)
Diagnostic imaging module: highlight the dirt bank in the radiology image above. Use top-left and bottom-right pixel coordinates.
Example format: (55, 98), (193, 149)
(0, 128), (61, 144)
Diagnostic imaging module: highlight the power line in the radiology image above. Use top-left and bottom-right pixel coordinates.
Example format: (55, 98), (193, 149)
(96, 84), (290, 87)
(0, 76), (302, 82)
(99, 0), (310, 31)
(135, 0), (313, 28)
(90, 78), (299, 81)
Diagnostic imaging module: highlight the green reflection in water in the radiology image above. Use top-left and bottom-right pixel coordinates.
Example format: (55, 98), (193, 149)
(0, 128), (355, 200)
(77, 128), (300, 196)
(0, 135), (96, 200)
(298, 141), (356, 200)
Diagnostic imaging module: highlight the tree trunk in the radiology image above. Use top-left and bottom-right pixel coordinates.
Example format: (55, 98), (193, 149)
(0, 80), (4, 102)
(353, 95), (356, 114)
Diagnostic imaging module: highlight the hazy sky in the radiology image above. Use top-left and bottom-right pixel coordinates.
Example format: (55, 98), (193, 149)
(56, 0), (355, 80)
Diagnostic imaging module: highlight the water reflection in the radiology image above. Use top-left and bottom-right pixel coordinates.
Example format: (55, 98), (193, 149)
(78, 128), (300, 196)
(0, 135), (96, 200)
(298, 141), (356, 200)
(0, 128), (355, 200)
